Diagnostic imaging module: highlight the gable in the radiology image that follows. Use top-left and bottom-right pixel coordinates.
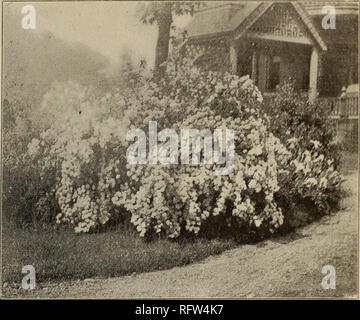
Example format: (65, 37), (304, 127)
(246, 3), (313, 45)
(234, 2), (327, 50)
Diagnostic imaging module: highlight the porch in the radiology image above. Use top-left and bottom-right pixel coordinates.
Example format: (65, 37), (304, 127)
(230, 38), (319, 100)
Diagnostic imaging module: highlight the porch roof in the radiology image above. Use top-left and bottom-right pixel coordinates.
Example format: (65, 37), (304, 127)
(185, 2), (262, 39)
(184, 1), (328, 50)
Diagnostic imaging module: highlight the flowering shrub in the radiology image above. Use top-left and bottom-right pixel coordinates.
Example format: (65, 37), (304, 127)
(122, 56), (263, 131)
(262, 80), (343, 226)
(114, 106), (290, 239)
(262, 80), (340, 168)
(112, 56), (289, 238)
(277, 138), (343, 221)
(27, 82), (130, 232)
(292, 143), (343, 212)
(25, 56), (343, 238)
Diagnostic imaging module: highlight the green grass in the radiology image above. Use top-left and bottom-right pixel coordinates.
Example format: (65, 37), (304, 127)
(2, 222), (237, 284)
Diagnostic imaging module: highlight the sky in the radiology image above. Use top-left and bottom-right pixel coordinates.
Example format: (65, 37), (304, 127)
(4, 1), (192, 68)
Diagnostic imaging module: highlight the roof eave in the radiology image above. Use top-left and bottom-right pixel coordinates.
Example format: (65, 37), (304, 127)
(187, 30), (233, 43)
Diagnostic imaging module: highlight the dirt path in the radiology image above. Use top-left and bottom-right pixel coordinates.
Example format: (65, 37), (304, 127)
(4, 172), (358, 299)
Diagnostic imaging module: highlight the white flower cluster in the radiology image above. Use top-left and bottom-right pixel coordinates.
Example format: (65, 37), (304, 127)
(287, 138), (343, 212)
(27, 82), (130, 233)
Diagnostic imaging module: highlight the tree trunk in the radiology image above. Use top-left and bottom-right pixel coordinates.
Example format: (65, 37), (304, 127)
(154, 3), (172, 78)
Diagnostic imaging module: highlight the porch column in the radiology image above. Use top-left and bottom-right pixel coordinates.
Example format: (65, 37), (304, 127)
(251, 51), (257, 84)
(230, 40), (238, 74)
(258, 54), (270, 92)
(309, 46), (319, 102)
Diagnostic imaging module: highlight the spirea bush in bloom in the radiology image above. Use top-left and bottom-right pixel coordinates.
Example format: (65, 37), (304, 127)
(262, 80), (341, 168)
(114, 105), (290, 238)
(262, 80), (343, 223)
(26, 56), (343, 237)
(277, 138), (343, 219)
(27, 82), (131, 232)
(115, 56), (342, 238)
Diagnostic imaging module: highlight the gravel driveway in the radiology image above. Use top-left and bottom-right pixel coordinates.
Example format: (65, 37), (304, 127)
(3, 172), (358, 299)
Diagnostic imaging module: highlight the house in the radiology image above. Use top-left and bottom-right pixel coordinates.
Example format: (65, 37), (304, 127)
(181, 1), (358, 148)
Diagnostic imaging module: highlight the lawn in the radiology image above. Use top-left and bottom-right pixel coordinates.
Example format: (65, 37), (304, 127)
(1, 221), (237, 285)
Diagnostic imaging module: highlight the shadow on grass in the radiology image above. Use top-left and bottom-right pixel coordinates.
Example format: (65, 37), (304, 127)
(2, 220), (238, 285)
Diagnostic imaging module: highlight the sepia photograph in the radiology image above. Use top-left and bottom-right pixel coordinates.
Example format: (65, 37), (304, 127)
(1, 0), (359, 301)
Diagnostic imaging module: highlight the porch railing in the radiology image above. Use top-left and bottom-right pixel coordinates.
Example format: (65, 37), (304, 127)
(320, 94), (358, 151)
(321, 95), (358, 119)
